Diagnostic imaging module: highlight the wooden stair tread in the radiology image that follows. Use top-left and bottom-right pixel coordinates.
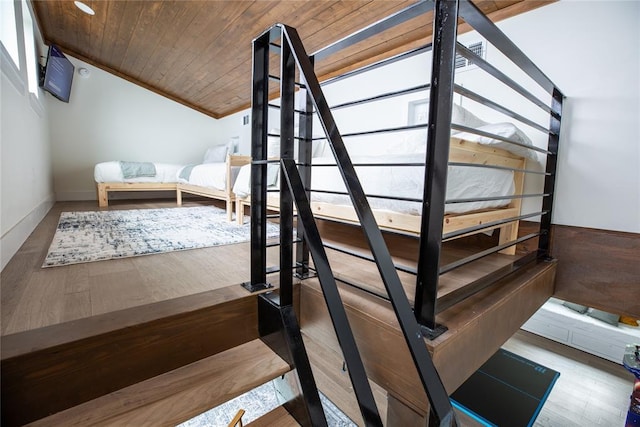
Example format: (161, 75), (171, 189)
(31, 339), (290, 427)
(247, 405), (300, 426)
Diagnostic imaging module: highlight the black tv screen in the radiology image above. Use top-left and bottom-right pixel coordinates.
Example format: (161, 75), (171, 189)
(42, 45), (74, 103)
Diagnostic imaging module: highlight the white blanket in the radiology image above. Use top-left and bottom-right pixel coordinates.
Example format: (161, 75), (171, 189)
(94, 161), (183, 183)
(178, 162), (242, 191)
(233, 153), (515, 215)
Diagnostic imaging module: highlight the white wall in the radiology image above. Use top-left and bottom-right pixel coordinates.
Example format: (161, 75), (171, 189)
(49, 57), (224, 201)
(1, 1), (54, 271)
(221, 1), (638, 233)
(496, 0), (639, 233)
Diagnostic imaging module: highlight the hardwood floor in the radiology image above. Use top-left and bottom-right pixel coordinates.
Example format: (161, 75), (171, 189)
(1, 200), (526, 336)
(504, 330), (633, 427)
(1, 199), (281, 335)
(1, 199), (633, 426)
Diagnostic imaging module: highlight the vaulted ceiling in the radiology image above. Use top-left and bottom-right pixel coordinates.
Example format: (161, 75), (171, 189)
(32, 1), (552, 119)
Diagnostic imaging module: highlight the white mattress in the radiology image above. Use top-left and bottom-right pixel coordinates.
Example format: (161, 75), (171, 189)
(94, 161), (183, 183)
(178, 163), (242, 191)
(233, 153), (515, 215)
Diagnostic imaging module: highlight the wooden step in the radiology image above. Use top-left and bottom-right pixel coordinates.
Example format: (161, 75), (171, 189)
(247, 405), (300, 426)
(29, 339), (290, 426)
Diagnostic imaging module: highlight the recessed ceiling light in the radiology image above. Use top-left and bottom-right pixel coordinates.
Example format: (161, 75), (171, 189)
(74, 1), (95, 16)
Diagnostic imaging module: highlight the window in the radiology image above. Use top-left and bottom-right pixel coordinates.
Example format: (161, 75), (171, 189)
(1, 0), (20, 68)
(22, 0), (39, 98)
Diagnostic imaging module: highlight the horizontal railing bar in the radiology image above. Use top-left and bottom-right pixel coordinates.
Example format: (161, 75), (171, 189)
(436, 252), (540, 314)
(311, 162), (426, 168)
(312, 0), (432, 61)
(447, 162), (550, 175)
(439, 232), (542, 275)
(315, 267), (391, 301)
(314, 123), (428, 140)
(268, 132), (310, 142)
(321, 43), (433, 86)
(310, 162), (549, 176)
(269, 74), (306, 88)
(446, 192), (549, 204)
(442, 210), (548, 241)
(455, 43), (554, 117)
(452, 123), (552, 155)
(251, 159), (281, 165)
(300, 266), (392, 303)
(458, 0), (562, 98)
(268, 103), (308, 115)
(329, 84), (430, 111)
(323, 242), (417, 275)
(309, 188), (421, 203)
(266, 238), (303, 248)
(454, 84), (553, 135)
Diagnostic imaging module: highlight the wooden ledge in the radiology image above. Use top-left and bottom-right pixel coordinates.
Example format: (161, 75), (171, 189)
(1, 285), (264, 426)
(247, 405), (300, 427)
(299, 259), (557, 417)
(31, 339), (291, 427)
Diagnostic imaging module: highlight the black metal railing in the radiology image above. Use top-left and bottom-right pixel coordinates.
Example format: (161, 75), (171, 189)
(247, 0), (563, 425)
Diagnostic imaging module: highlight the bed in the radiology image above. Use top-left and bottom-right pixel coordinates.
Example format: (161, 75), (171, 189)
(94, 161), (183, 208)
(177, 154), (251, 221)
(233, 108), (536, 255)
(94, 144), (251, 221)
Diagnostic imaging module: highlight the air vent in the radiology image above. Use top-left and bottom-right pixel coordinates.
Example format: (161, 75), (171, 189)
(455, 41), (485, 70)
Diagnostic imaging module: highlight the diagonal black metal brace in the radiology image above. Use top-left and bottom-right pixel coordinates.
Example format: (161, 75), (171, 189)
(280, 25), (456, 426)
(281, 158), (383, 427)
(258, 292), (327, 427)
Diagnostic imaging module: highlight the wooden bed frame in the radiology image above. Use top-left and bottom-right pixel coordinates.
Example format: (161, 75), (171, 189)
(236, 137), (526, 255)
(96, 155), (252, 222)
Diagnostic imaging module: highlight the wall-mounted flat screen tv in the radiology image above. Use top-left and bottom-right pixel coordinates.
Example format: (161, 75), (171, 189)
(41, 44), (74, 103)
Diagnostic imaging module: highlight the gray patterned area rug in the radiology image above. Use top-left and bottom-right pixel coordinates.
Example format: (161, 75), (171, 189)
(42, 206), (278, 267)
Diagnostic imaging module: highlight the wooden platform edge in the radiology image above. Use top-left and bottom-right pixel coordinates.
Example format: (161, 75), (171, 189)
(299, 259), (557, 421)
(246, 405), (300, 427)
(1, 287), (261, 427)
(30, 339), (291, 427)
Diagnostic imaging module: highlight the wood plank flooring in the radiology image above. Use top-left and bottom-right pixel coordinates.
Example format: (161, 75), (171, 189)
(1, 199), (281, 335)
(505, 330), (633, 427)
(0, 199), (634, 426)
(1, 200), (525, 336)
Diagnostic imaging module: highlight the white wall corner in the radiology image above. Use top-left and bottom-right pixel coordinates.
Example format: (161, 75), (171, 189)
(1, 194), (55, 271)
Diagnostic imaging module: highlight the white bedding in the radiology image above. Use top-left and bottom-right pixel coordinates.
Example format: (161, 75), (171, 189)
(94, 161), (183, 183)
(233, 153), (515, 215)
(178, 163), (243, 191)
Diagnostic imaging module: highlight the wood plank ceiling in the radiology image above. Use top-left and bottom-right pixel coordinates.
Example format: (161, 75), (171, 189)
(32, 1), (553, 119)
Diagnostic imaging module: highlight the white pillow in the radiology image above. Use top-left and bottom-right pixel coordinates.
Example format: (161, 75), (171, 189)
(227, 137), (239, 155)
(203, 145), (228, 163)
(455, 122), (538, 160)
(451, 103), (488, 129)
(267, 128), (280, 158)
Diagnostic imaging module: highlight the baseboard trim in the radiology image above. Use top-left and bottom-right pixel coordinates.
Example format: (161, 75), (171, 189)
(56, 190), (182, 202)
(1, 194), (55, 271)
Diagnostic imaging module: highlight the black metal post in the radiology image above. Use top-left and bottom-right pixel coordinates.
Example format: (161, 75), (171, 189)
(244, 29), (272, 292)
(279, 35), (296, 306)
(258, 293), (327, 427)
(538, 88), (563, 258)
(296, 85), (313, 279)
(414, 0), (459, 333)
